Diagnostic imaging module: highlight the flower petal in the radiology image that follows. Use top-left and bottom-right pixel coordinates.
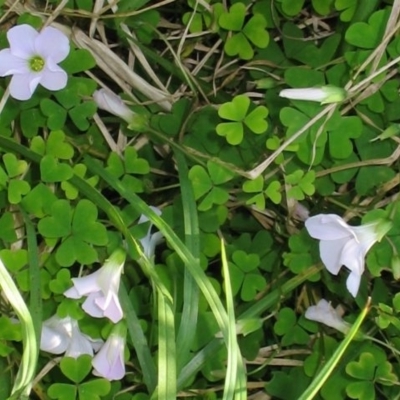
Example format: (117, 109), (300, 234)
(81, 292), (106, 318)
(67, 270), (102, 297)
(35, 27), (70, 63)
(7, 25), (37, 58)
(95, 292), (123, 323)
(92, 335), (125, 380)
(39, 66), (68, 91)
(0, 50), (30, 76)
(9, 73), (41, 100)
(40, 325), (69, 354)
(319, 237), (349, 275)
(305, 214), (354, 240)
(346, 270), (362, 297)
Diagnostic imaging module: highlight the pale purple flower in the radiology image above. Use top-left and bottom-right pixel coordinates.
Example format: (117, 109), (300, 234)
(305, 214), (392, 297)
(138, 206), (164, 259)
(305, 299), (350, 334)
(93, 88), (149, 130)
(40, 315), (103, 358)
(64, 248), (126, 323)
(92, 322), (126, 380)
(0, 24), (69, 100)
(93, 89), (134, 123)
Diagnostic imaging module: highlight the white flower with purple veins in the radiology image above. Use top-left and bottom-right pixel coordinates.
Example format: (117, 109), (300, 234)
(305, 299), (350, 334)
(40, 315), (103, 358)
(92, 322), (126, 381)
(138, 206), (164, 259)
(64, 248), (126, 323)
(305, 214), (392, 297)
(0, 24), (69, 100)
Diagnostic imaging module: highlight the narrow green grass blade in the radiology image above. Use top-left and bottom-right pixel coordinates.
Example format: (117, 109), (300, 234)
(175, 150), (200, 372)
(21, 210), (42, 351)
(298, 298), (371, 400)
(119, 284), (157, 392)
(157, 292), (176, 400)
(178, 266), (320, 387)
(221, 239), (239, 400)
(84, 155), (230, 341)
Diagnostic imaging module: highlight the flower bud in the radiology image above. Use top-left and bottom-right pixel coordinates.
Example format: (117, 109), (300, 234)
(93, 89), (135, 124)
(279, 85), (347, 104)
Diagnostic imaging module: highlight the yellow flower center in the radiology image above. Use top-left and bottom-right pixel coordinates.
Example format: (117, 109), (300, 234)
(29, 56), (45, 72)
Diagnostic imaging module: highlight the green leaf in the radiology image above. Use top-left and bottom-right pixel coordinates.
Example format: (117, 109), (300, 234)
(40, 155), (74, 182)
(242, 14), (269, 48)
(346, 353), (376, 380)
(243, 106), (268, 134)
(218, 95), (250, 121)
(60, 355), (92, 384)
(40, 99), (67, 130)
(46, 131), (75, 160)
(265, 181), (282, 204)
(69, 102), (97, 131)
(78, 379), (111, 400)
(346, 381), (375, 400)
(232, 250), (260, 273)
(188, 165), (213, 199)
(224, 33), (253, 59)
(216, 121), (244, 145)
(243, 176), (264, 193)
(38, 199), (72, 238)
(8, 179), (30, 204)
(207, 161), (235, 185)
(3, 153), (27, 177)
(60, 49), (96, 74)
(48, 383), (77, 400)
(218, 2), (245, 31)
(345, 9), (388, 49)
(241, 273), (266, 301)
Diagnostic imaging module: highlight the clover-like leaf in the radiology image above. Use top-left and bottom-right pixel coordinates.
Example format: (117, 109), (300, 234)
(244, 106), (269, 134)
(232, 250), (260, 273)
(46, 131), (75, 160)
(242, 14), (269, 48)
(224, 32), (254, 59)
(3, 153), (27, 178)
(60, 355), (92, 383)
(189, 165), (213, 199)
(40, 99), (67, 130)
(48, 383), (77, 400)
(241, 273), (266, 301)
(218, 2), (245, 31)
(243, 176), (264, 193)
(40, 155), (73, 183)
(8, 179), (30, 204)
(265, 181), (282, 204)
(78, 379), (111, 400)
(218, 95), (250, 121)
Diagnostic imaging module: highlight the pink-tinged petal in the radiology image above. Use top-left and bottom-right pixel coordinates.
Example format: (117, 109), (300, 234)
(346, 271), (362, 297)
(66, 331), (97, 358)
(95, 293), (123, 323)
(319, 237), (348, 275)
(9, 73), (41, 100)
(81, 292), (105, 318)
(0, 50), (30, 76)
(92, 334), (125, 380)
(69, 271), (102, 297)
(7, 25), (37, 58)
(305, 214), (354, 240)
(39, 67), (68, 91)
(35, 27), (70, 63)
(40, 325), (69, 354)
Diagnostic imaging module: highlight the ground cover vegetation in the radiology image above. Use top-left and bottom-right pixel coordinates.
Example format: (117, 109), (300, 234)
(1, 0), (400, 399)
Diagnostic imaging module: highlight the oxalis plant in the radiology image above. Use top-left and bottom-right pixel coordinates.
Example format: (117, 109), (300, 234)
(1, 1), (400, 400)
